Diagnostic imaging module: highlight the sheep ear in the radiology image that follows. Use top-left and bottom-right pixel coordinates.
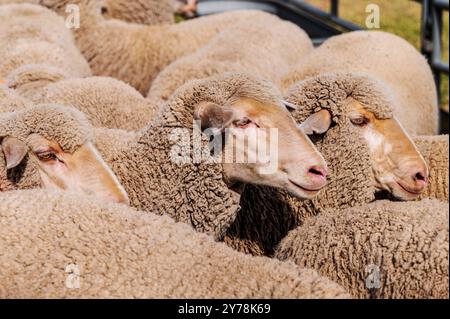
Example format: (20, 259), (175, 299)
(194, 102), (235, 133)
(299, 109), (332, 135)
(282, 100), (298, 112)
(1, 137), (28, 170)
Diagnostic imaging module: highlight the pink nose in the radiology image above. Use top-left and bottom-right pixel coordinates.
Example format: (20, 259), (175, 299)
(412, 169), (428, 190)
(307, 165), (328, 188)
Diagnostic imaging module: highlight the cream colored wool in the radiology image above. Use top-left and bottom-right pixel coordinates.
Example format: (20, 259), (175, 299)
(40, 0), (297, 95)
(28, 75), (160, 130)
(0, 84), (31, 113)
(148, 16), (313, 103)
(104, 0), (175, 25)
(414, 135), (449, 202)
(275, 199), (449, 299)
(0, 104), (93, 191)
(223, 72), (396, 256)
(102, 73), (293, 239)
(282, 31), (438, 135)
(0, 74), (292, 240)
(0, 190), (349, 299)
(0, 4), (91, 78)
(0, 0), (176, 25)
(6, 64), (69, 100)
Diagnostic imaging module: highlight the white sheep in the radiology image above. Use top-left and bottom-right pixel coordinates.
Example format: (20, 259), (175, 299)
(148, 15), (313, 103)
(275, 199), (449, 299)
(282, 31), (439, 135)
(224, 72), (430, 255)
(0, 104), (129, 202)
(0, 189), (350, 298)
(6, 64), (160, 130)
(40, 0), (309, 95)
(0, 73), (329, 240)
(0, 4), (91, 78)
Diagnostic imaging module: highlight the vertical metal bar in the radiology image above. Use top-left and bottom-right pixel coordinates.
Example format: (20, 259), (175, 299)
(431, 0), (443, 95)
(331, 0), (339, 16)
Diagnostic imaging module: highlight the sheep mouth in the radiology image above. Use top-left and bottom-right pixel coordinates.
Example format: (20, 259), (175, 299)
(395, 181), (423, 195)
(288, 179), (322, 196)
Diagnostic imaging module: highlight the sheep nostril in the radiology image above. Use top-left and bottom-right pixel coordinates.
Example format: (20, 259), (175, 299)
(413, 170), (428, 188)
(308, 166), (328, 178)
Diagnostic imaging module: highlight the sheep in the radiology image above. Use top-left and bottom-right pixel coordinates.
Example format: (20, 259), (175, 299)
(39, 0), (308, 95)
(0, 189), (349, 298)
(0, 84), (31, 113)
(5, 64), (70, 100)
(275, 199), (449, 299)
(0, 0), (177, 25)
(147, 15), (313, 103)
(223, 72), (430, 256)
(0, 104), (129, 202)
(414, 135), (449, 202)
(0, 73), (329, 240)
(281, 31), (439, 135)
(0, 4), (91, 79)
(103, 0), (176, 25)
(7, 64), (160, 130)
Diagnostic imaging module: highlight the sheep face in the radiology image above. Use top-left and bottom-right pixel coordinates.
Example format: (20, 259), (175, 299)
(346, 99), (428, 200)
(195, 97), (328, 199)
(1, 134), (129, 204)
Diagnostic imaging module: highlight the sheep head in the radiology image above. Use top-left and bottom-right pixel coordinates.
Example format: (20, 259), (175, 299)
(173, 73), (329, 200)
(0, 104), (129, 204)
(286, 72), (428, 201)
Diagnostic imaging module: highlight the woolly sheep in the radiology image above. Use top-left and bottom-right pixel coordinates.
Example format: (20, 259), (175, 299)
(275, 199), (449, 299)
(8, 64), (160, 130)
(41, 0), (303, 95)
(103, 0), (176, 25)
(282, 31), (438, 135)
(0, 73), (328, 240)
(0, 189), (349, 298)
(0, 84), (30, 113)
(223, 72), (429, 256)
(6, 64), (69, 100)
(102, 73), (328, 239)
(414, 135), (449, 202)
(0, 0), (176, 25)
(0, 104), (129, 202)
(148, 15), (313, 103)
(0, 4), (91, 78)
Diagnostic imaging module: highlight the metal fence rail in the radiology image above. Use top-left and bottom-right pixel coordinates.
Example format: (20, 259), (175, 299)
(418, 0), (449, 132)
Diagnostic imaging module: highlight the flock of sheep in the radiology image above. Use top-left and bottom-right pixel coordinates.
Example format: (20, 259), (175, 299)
(0, 0), (448, 299)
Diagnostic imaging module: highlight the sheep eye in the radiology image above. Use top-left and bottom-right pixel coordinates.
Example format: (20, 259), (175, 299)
(36, 151), (57, 162)
(101, 6), (108, 15)
(350, 116), (369, 126)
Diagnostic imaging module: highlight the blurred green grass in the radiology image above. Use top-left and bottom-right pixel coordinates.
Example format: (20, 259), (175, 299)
(306, 0), (449, 111)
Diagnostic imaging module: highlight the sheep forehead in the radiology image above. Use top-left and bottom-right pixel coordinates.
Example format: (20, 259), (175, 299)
(0, 105), (93, 153)
(287, 73), (394, 123)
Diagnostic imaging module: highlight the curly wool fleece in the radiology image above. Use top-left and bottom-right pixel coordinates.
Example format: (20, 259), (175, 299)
(0, 189), (350, 298)
(224, 72), (394, 256)
(0, 84), (31, 113)
(0, 4), (91, 78)
(0, 105), (93, 191)
(29, 76), (160, 130)
(106, 73), (285, 240)
(275, 199), (449, 299)
(414, 135), (449, 202)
